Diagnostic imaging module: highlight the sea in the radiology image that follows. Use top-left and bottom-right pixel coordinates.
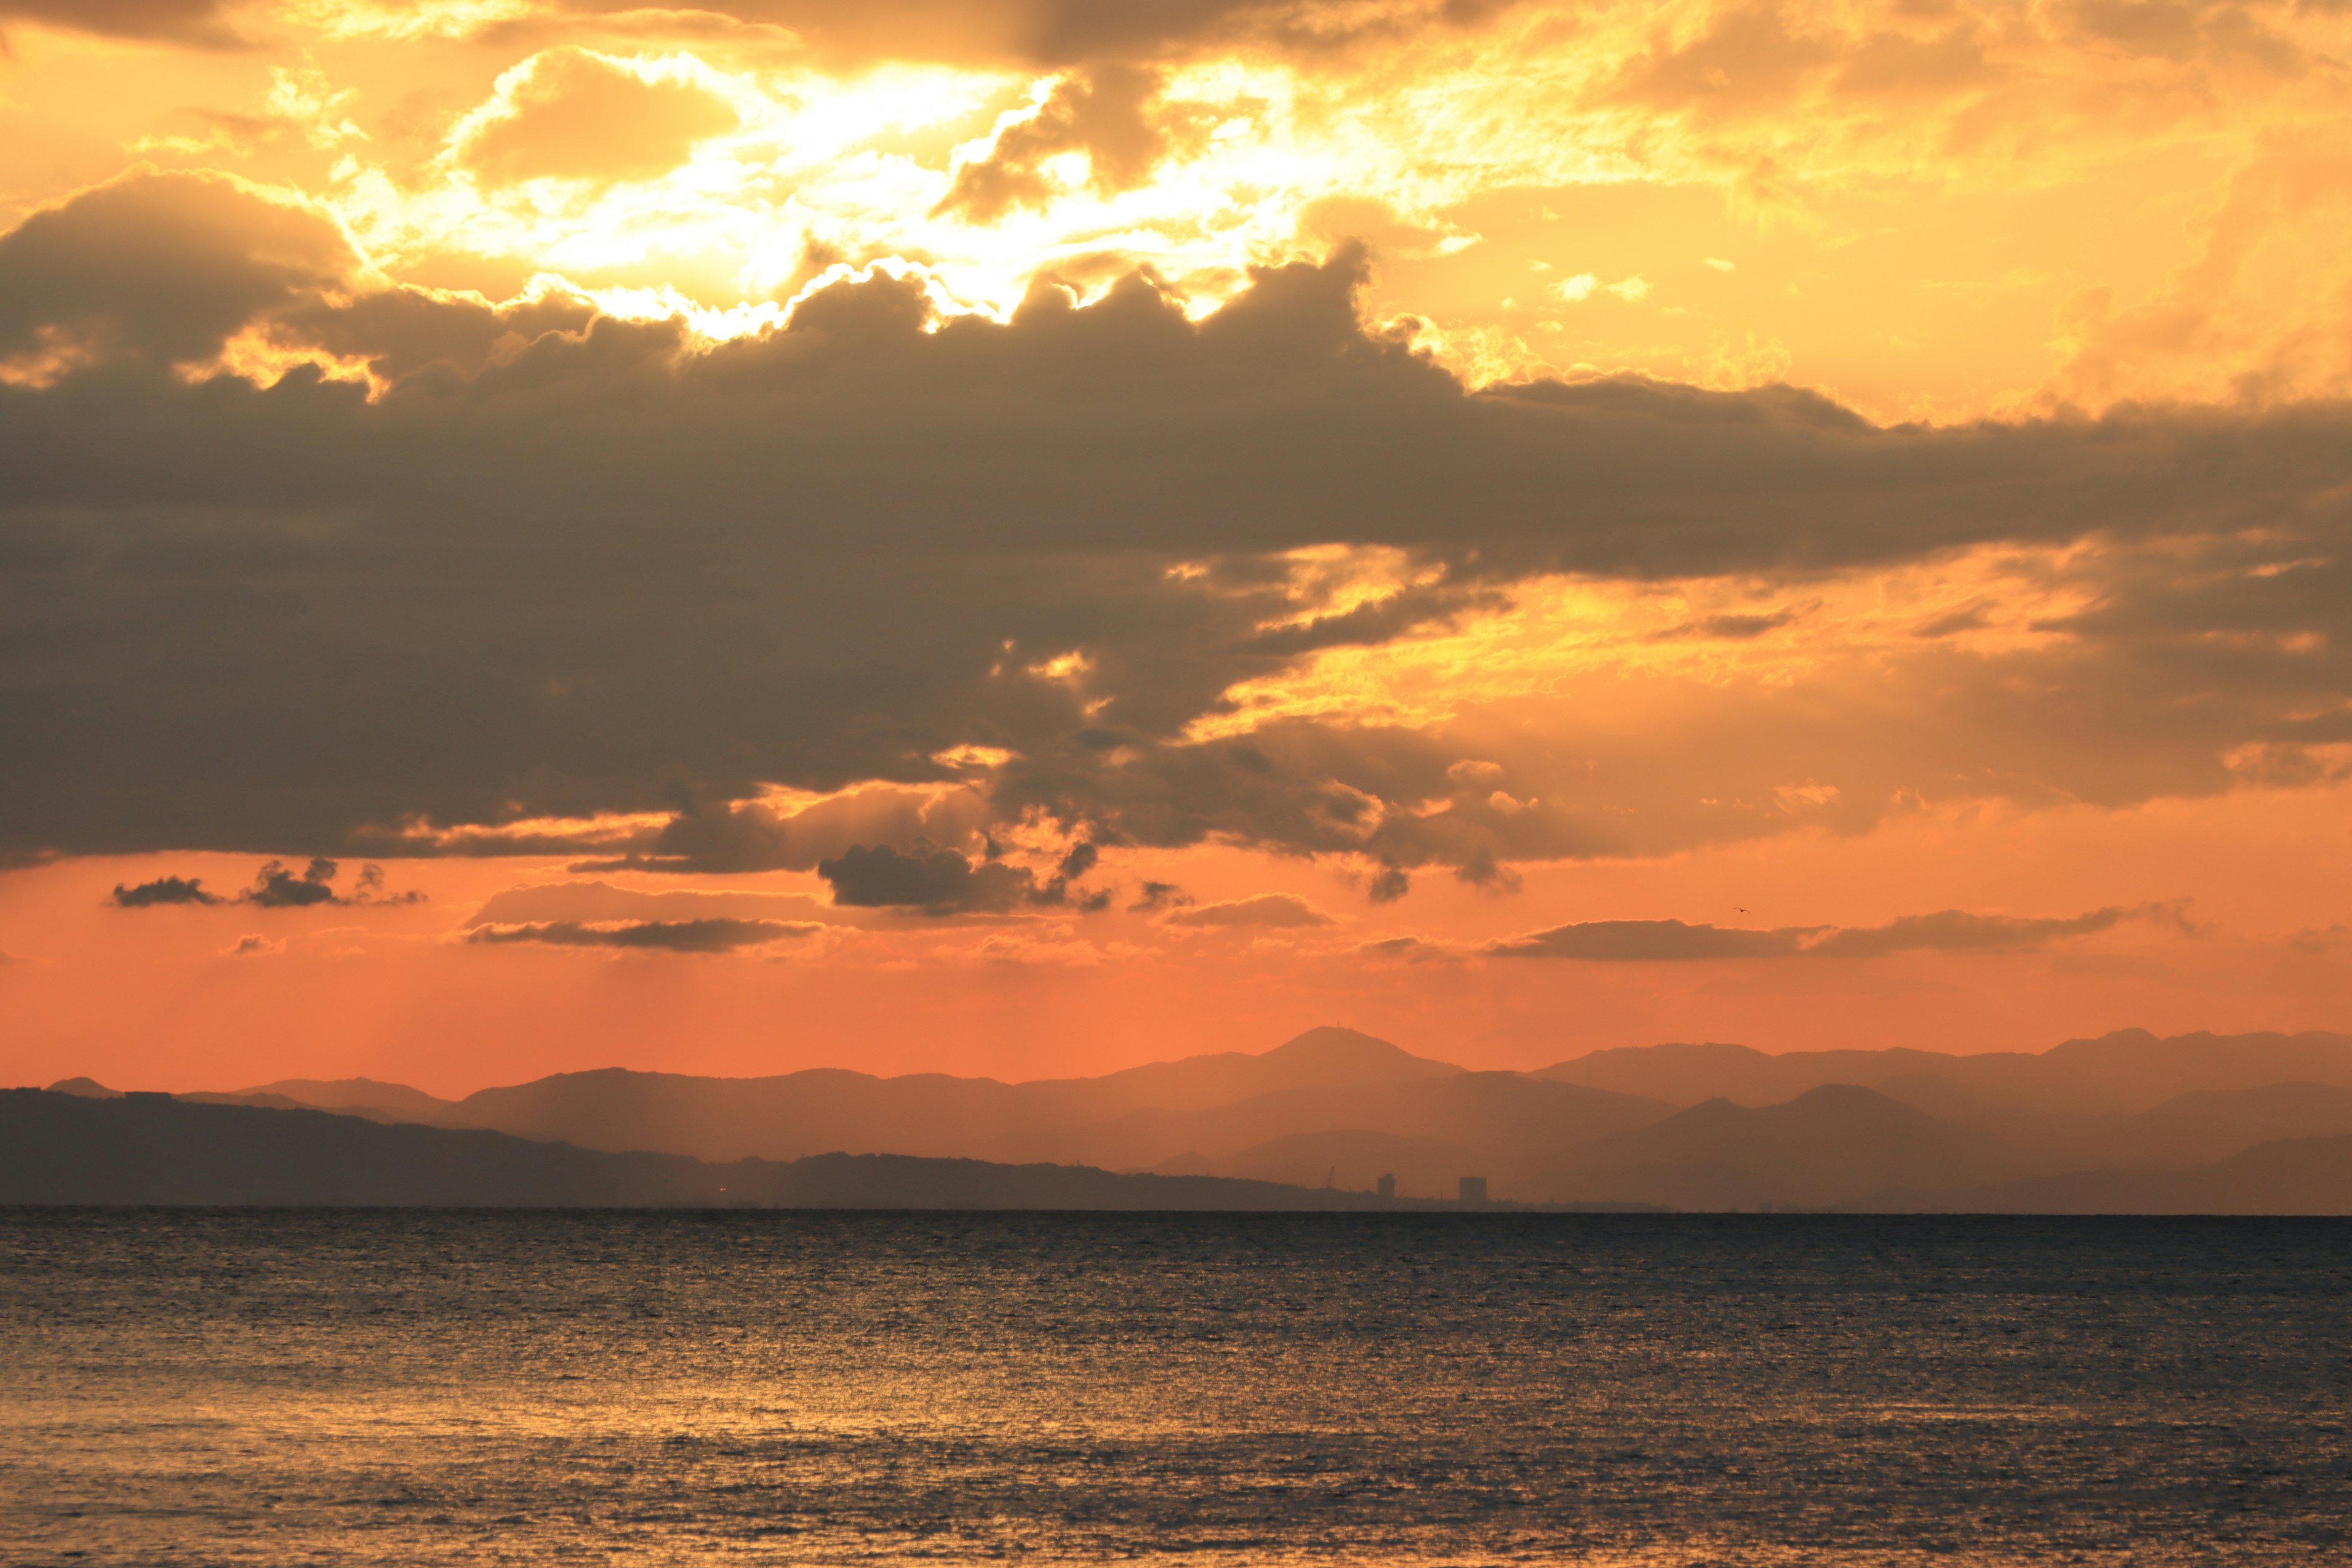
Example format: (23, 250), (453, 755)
(2, 1210), (2347, 1566)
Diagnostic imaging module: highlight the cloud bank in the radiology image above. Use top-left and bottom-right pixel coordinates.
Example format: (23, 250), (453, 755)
(4, 170), (2349, 902)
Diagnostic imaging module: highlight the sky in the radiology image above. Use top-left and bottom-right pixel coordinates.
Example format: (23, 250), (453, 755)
(3, 0), (2350, 1095)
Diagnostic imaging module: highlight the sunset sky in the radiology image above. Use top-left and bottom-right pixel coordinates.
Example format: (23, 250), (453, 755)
(3, 0), (2350, 1095)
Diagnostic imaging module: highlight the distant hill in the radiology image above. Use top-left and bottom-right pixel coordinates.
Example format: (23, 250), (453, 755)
(1927, 1134), (2352, 1215)
(2077, 1083), (2352, 1169)
(233, 1076), (464, 1121)
(1044, 1071), (1672, 1177)
(1536, 1030), (2352, 1115)
(43, 1023), (2352, 1213)
(0, 1090), (1423, 1210)
(1519, 1085), (2033, 1210)
(227, 1027), (1472, 1165)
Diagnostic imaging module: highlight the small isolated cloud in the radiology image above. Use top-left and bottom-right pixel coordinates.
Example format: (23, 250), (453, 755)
(243, 857), (342, 907)
(1129, 880), (1191, 913)
(1490, 918), (1808, 960)
(818, 842), (1038, 914)
(243, 859), (424, 908)
(1913, 603), (1994, 638)
(1354, 935), (1452, 962)
(222, 933), (284, 957)
(110, 875), (222, 907)
(1489, 904), (2178, 961)
(467, 880), (839, 929)
(466, 918), (820, 953)
(115, 860), (425, 909)
(1167, 894), (1333, 929)
(1555, 273), (1649, 303)
(1649, 606), (1809, 641)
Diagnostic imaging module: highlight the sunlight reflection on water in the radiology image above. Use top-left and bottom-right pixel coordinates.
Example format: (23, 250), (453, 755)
(2, 1210), (2348, 1565)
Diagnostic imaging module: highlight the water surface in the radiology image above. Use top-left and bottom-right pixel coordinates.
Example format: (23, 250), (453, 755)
(4, 1210), (2348, 1564)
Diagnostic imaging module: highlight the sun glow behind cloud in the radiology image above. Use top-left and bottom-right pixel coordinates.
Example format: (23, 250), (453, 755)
(7, 0), (2351, 409)
(6, 0), (2352, 1084)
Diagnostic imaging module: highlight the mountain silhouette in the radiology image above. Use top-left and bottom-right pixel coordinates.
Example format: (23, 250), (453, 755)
(1521, 1084), (2029, 1208)
(2073, 1083), (2352, 1168)
(238, 1026), (1469, 1164)
(44, 1025), (2352, 1213)
(228, 1076), (463, 1121)
(1536, 1030), (2352, 1115)
(0, 1090), (1436, 1210)
(1930, 1134), (2352, 1214)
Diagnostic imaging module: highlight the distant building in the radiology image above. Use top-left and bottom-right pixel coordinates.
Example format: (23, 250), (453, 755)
(1376, 1173), (1396, 1199)
(1458, 1176), (1488, 1204)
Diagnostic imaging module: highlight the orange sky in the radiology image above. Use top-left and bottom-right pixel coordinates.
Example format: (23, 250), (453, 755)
(2, 0), (2349, 1092)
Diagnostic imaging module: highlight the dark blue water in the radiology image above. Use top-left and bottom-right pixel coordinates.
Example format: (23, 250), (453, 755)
(2, 1211), (2348, 1565)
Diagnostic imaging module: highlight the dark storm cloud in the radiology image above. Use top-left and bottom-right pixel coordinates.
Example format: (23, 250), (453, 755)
(1487, 904), (2172, 960)
(110, 875), (222, 907)
(4, 170), (2351, 883)
(464, 918), (817, 951)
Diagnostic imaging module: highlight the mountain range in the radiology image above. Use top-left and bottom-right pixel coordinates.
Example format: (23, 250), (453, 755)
(31, 1025), (2352, 1212)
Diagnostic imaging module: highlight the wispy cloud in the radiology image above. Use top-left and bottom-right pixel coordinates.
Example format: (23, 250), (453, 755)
(464, 918), (822, 952)
(1488, 904), (2184, 961)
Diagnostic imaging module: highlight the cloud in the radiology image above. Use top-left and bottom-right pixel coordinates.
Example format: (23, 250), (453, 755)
(1488, 918), (1809, 961)
(243, 858), (427, 908)
(113, 858), (426, 909)
(222, 933), (284, 957)
(241, 857), (345, 908)
(1352, 934), (1450, 962)
(1649, 606), (1811, 641)
(465, 918), (820, 951)
(4, 175), (2352, 890)
(558, 783), (992, 875)
(1487, 904), (2177, 960)
(1129, 880), (1191, 913)
(1167, 893), (1332, 927)
(0, 170), (356, 374)
(110, 875), (222, 907)
(467, 879), (840, 927)
(540, 0), (1515, 68)
(816, 842), (1039, 913)
(937, 65), (1166, 221)
(1801, 905), (2160, 957)
(452, 48), (741, 187)
(0, 1), (243, 47)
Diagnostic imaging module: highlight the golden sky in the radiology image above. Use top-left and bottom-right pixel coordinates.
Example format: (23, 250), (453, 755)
(2, 0), (2349, 1089)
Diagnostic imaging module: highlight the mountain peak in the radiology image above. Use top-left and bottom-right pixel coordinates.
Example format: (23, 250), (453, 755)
(1267, 1027), (1439, 1066)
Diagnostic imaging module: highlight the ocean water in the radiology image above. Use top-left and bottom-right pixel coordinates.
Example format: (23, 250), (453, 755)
(2, 1212), (2348, 1566)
